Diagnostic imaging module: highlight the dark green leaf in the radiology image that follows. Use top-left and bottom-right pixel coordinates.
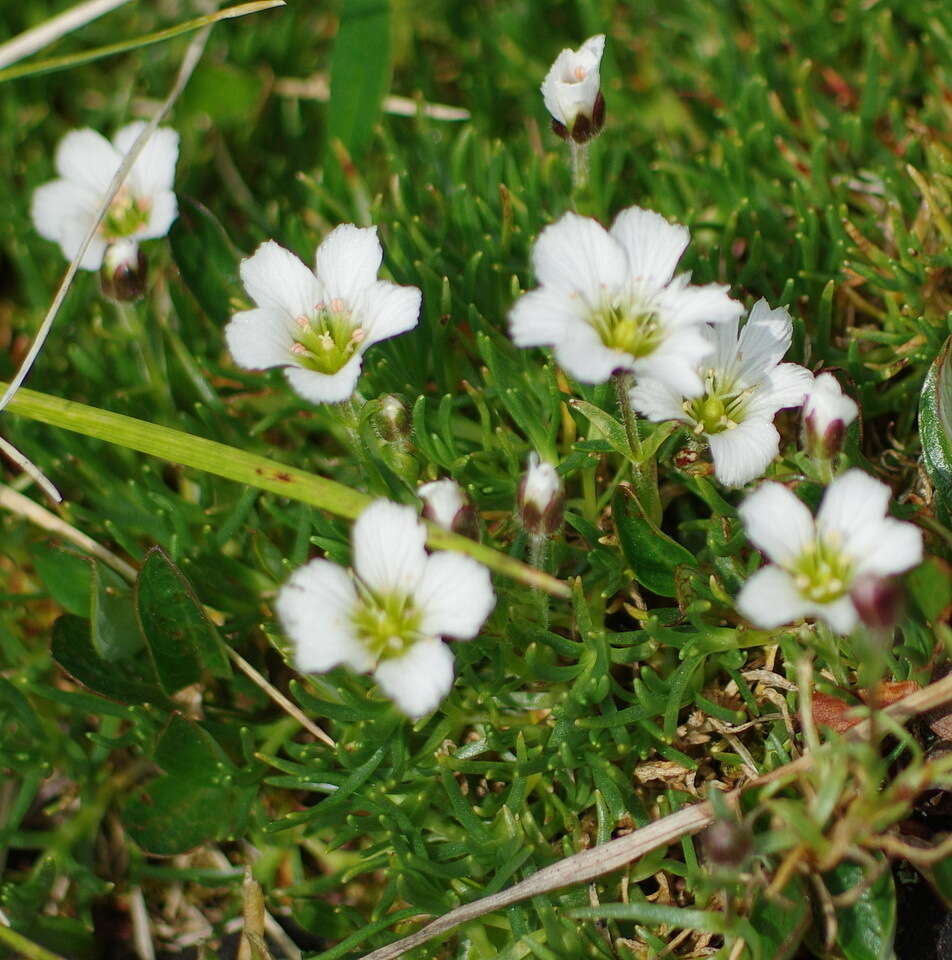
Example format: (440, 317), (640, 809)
(124, 715), (254, 854)
(327, 0), (391, 160)
(613, 483), (695, 598)
(919, 335), (952, 522)
(906, 557), (952, 625)
(825, 859), (896, 960)
(135, 547), (231, 695)
(743, 877), (811, 960)
(29, 543), (92, 616)
(51, 615), (164, 704)
(90, 562), (141, 661)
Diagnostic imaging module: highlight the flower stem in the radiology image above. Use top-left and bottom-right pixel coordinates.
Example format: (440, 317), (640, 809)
(612, 373), (642, 461)
(528, 533), (551, 629)
(570, 141), (589, 191)
(613, 373), (662, 525)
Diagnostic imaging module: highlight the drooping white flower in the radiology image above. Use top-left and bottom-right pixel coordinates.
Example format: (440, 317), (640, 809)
(31, 122), (179, 271)
(276, 500), (494, 718)
(541, 34), (606, 143)
(226, 227), (421, 404)
(419, 479), (468, 532)
(802, 372), (859, 459)
(736, 471), (922, 634)
(509, 207), (743, 394)
(518, 453), (563, 536)
(629, 299), (813, 486)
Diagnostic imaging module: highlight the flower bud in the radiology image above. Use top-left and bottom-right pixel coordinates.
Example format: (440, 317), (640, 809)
(700, 819), (754, 871)
(802, 373), (858, 460)
(850, 573), (902, 632)
(518, 453), (563, 536)
(100, 239), (147, 302)
(541, 35), (606, 145)
(372, 394), (411, 443)
(418, 479), (479, 540)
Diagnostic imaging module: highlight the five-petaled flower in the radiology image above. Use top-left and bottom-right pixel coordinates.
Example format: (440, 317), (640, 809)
(276, 500), (495, 718)
(509, 206), (743, 393)
(630, 299), (813, 486)
(226, 226), (422, 404)
(737, 470), (922, 634)
(541, 34), (606, 143)
(802, 372), (858, 460)
(31, 122), (179, 271)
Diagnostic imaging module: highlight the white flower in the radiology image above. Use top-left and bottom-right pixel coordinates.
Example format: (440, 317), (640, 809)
(226, 226), (421, 404)
(276, 500), (494, 718)
(31, 122), (179, 271)
(419, 479), (467, 531)
(519, 453), (563, 535)
(541, 34), (606, 142)
(737, 470), (922, 634)
(630, 300), (813, 486)
(802, 373), (859, 459)
(509, 207), (743, 394)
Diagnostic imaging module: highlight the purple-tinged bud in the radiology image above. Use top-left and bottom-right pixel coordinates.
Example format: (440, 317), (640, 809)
(518, 453), (563, 537)
(418, 479), (479, 540)
(850, 573), (902, 632)
(701, 819), (754, 870)
(802, 373), (858, 460)
(541, 35), (606, 145)
(100, 239), (147, 302)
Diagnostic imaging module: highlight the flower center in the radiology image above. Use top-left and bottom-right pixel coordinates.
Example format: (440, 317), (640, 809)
(102, 186), (151, 240)
(352, 587), (423, 661)
(588, 300), (663, 359)
(790, 536), (854, 604)
(684, 370), (752, 435)
(291, 299), (365, 375)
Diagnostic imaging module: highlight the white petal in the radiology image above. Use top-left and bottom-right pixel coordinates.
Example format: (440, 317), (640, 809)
(373, 639), (455, 718)
(418, 479), (466, 530)
(114, 123), (180, 196)
(739, 482), (815, 565)
(817, 596), (859, 635)
(314, 224), (383, 304)
(628, 378), (687, 423)
(708, 419), (780, 487)
(532, 212), (628, 304)
(853, 519), (923, 578)
(134, 190), (178, 242)
(226, 308), (295, 370)
(803, 373), (859, 430)
(357, 280), (421, 344)
(632, 326), (712, 397)
(747, 363), (813, 417)
(30, 179), (105, 269)
(416, 551), (495, 640)
(553, 322), (630, 383)
(541, 35), (605, 126)
(816, 470), (890, 550)
(284, 353), (364, 404)
(352, 500), (428, 596)
(54, 128), (119, 195)
(731, 300), (793, 386)
(509, 286), (586, 348)
(240, 240), (323, 318)
(658, 280), (743, 328)
(276, 559), (371, 673)
(610, 206), (690, 288)
(737, 566), (812, 628)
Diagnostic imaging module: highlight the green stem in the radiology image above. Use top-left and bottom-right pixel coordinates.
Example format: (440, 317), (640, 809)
(3, 382), (570, 598)
(570, 142), (589, 192)
(612, 373), (642, 461)
(528, 534), (551, 629)
(0, 927), (67, 960)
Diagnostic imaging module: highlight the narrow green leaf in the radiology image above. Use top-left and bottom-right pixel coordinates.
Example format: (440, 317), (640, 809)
(570, 399), (633, 461)
(613, 483), (695, 598)
(568, 900), (728, 933)
(920, 335), (952, 522)
(136, 547), (231, 686)
(327, 0), (391, 159)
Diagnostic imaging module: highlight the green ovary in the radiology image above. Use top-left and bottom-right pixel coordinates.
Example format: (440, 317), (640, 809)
(292, 301), (364, 375)
(790, 538), (854, 604)
(588, 303), (662, 359)
(352, 590), (423, 661)
(685, 372), (751, 435)
(103, 189), (150, 239)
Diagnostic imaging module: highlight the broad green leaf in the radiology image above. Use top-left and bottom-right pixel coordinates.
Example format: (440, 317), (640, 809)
(613, 483), (695, 598)
(825, 859), (896, 960)
(135, 547), (231, 695)
(919, 335), (952, 522)
(90, 562), (141, 662)
(741, 877), (811, 960)
(51, 615), (163, 704)
(169, 198), (242, 325)
(327, 0), (392, 160)
(907, 557), (952, 625)
(29, 543), (92, 616)
(124, 716), (254, 854)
